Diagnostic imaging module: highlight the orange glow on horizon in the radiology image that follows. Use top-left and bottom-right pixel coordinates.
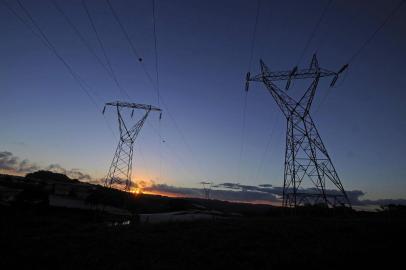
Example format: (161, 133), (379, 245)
(127, 186), (186, 199)
(140, 189), (281, 206)
(142, 190), (184, 198)
(129, 188), (142, 195)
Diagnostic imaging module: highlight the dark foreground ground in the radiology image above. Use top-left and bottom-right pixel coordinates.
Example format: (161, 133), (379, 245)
(1, 205), (405, 270)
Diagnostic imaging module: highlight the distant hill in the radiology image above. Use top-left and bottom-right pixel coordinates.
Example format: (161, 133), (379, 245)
(0, 170), (281, 215)
(26, 170), (80, 183)
(0, 171), (363, 217)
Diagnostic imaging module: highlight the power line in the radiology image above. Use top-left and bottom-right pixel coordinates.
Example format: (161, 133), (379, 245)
(152, 0), (162, 181)
(50, 0), (129, 100)
(105, 0), (157, 90)
(238, 90), (248, 180)
(50, 0), (108, 78)
(2, 0), (38, 37)
(347, 0), (405, 64)
(248, 0), (261, 71)
(296, 0), (333, 66)
(316, 0), (405, 113)
(239, 0), (261, 181)
(314, 1), (339, 54)
(253, 109), (279, 183)
(3, 0), (116, 139)
(81, 0), (130, 100)
(152, 0), (160, 106)
(13, 0), (98, 108)
(146, 120), (198, 180)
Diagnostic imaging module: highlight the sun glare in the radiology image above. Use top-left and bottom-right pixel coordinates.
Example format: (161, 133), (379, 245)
(130, 188), (142, 195)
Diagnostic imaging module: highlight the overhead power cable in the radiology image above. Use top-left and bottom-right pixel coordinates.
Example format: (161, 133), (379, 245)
(50, 0), (130, 100)
(253, 111), (279, 183)
(152, 0), (160, 106)
(81, 0), (131, 100)
(248, 0), (261, 71)
(239, 0), (261, 181)
(151, 0), (162, 180)
(2, 0), (116, 138)
(146, 121), (197, 180)
(13, 0), (98, 108)
(347, 0), (405, 64)
(296, 0), (333, 66)
(105, 0), (156, 90)
(316, 0), (405, 113)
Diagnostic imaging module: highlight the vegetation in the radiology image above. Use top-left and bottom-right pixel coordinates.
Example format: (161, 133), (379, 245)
(1, 203), (405, 269)
(1, 172), (405, 268)
(26, 170), (80, 183)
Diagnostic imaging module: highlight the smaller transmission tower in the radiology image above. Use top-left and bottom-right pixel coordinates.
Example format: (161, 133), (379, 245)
(103, 101), (161, 191)
(200, 181), (213, 200)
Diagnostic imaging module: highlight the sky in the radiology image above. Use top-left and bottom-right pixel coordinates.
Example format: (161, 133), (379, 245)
(1, 0), (406, 203)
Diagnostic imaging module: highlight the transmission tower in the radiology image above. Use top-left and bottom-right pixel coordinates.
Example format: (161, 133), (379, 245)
(245, 54), (351, 207)
(200, 181), (213, 200)
(103, 101), (161, 191)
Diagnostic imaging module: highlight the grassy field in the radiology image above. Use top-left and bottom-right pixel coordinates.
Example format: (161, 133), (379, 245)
(1, 205), (405, 269)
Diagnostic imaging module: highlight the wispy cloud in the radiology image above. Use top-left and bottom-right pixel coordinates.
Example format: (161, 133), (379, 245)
(44, 164), (92, 181)
(145, 182), (379, 206)
(0, 151), (40, 173)
(143, 183), (279, 204)
(0, 151), (91, 181)
(360, 198), (406, 206)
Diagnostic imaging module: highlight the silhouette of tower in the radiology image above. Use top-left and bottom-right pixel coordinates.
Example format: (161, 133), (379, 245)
(103, 101), (161, 191)
(200, 181), (213, 200)
(245, 55), (351, 207)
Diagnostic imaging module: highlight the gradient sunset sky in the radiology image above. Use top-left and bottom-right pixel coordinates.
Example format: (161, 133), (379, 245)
(1, 0), (405, 200)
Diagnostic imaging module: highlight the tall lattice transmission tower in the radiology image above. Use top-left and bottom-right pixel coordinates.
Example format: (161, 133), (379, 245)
(103, 101), (161, 191)
(245, 55), (351, 207)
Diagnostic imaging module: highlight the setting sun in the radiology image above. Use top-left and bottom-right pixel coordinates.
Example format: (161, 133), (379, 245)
(130, 188), (142, 195)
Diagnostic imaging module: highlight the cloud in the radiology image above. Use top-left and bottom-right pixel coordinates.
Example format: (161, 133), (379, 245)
(199, 181), (213, 185)
(0, 151), (40, 173)
(145, 184), (202, 197)
(44, 164), (92, 181)
(145, 182), (371, 206)
(214, 182), (280, 194)
(137, 179), (155, 189)
(145, 183), (281, 203)
(0, 151), (91, 181)
(0, 151), (17, 170)
(360, 198), (406, 206)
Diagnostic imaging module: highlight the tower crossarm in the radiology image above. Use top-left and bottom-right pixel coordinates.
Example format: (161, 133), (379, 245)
(248, 59), (305, 118)
(246, 55), (349, 92)
(104, 101), (162, 112)
(249, 68), (336, 82)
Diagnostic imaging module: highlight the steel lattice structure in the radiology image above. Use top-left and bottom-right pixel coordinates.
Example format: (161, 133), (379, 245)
(200, 181), (213, 200)
(103, 101), (161, 191)
(246, 55), (351, 207)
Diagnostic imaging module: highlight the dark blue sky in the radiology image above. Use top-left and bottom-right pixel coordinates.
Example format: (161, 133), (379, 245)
(1, 0), (405, 200)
